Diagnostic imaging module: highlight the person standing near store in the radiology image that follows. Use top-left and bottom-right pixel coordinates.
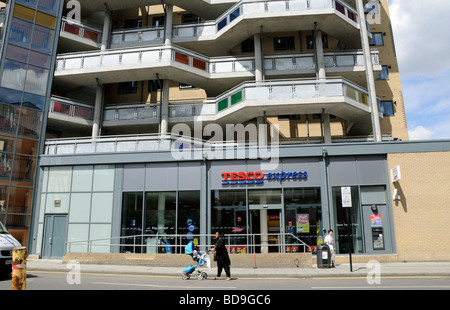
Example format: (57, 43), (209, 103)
(324, 229), (336, 268)
(210, 231), (231, 280)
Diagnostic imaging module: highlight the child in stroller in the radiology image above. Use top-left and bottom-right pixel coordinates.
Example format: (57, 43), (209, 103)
(182, 241), (211, 280)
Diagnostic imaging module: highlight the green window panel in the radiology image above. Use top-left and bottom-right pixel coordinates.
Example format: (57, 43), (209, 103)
(231, 91), (242, 105)
(218, 98), (229, 112)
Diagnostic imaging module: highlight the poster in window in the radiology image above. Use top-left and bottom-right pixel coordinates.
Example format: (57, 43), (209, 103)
(296, 214), (309, 233)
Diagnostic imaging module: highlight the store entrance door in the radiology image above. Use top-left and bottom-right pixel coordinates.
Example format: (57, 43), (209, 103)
(249, 206), (283, 253)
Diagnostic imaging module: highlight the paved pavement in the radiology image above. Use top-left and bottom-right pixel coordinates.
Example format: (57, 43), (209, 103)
(26, 259), (450, 279)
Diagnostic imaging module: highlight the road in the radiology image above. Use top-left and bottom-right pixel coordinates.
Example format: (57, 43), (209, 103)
(1, 270), (450, 291)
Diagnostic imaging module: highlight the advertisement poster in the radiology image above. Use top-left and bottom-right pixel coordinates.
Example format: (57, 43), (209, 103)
(296, 214), (309, 233)
(370, 214), (383, 227)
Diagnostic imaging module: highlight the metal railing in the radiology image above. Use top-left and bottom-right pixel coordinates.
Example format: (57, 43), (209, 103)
(65, 233), (312, 255)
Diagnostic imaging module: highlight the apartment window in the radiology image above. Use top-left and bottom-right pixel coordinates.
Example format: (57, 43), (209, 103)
(241, 38), (254, 53)
(148, 80), (163, 92)
(377, 65), (389, 80)
(306, 35), (328, 50)
(182, 14), (201, 24)
(379, 101), (394, 116)
(152, 16), (165, 27)
(370, 33), (384, 46)
(118, 81), (138, 94)
(273, 37), (295, 51)
(277, 115), (300, 121)
(123, 19), (142, 29)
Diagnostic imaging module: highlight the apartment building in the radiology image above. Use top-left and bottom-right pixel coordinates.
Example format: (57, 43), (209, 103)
(0, 0), (449, 262)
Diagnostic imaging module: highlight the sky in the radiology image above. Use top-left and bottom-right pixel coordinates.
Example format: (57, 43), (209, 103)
(388, 0), (450, 140)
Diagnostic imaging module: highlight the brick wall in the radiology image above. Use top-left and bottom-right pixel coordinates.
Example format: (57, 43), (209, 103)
(388, 152), (450, 261)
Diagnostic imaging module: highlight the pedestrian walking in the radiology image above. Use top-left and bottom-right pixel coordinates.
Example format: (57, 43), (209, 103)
(324, 229), (336, 268)
(210, 231), (231, 280)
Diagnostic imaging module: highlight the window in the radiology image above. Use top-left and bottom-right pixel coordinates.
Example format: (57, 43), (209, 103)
(118, 81), (138, 94)
(179, 83), (198, 90)
(273, 37), (295, 51)
(241, 38), (254, 53)
(377, 65), (389, 80)
(306, 35), (328, 50)
(277, 115), (300, 121)
(123, 19), (142, 29)
(379, 100), (394, 116)
(182, 14), (201, 24)
(370, 33), (384, 46)
(148, 80), (163, 92)
(152, 16), (165, 27)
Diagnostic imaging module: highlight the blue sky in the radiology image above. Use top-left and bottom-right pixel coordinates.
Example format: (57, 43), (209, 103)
(388, 0), (450, 140)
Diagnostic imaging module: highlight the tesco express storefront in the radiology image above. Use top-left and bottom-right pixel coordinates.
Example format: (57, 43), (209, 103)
(30, 143), (395, 259)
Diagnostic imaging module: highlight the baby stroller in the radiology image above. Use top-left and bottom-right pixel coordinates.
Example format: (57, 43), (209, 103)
(182, 241), (211, 280)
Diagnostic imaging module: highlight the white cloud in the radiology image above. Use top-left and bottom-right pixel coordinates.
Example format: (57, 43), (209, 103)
(390, 0), (450, 77)
(408, 126), (433, 141)
(389, 0), (450, 140)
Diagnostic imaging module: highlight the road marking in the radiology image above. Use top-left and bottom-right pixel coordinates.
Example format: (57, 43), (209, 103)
(92, 281), (237, 289)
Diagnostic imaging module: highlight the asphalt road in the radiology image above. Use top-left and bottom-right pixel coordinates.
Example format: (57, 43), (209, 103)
(1, 270), (450, 291)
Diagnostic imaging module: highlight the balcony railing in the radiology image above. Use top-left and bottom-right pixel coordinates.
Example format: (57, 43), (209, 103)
(50, 96), (94, 121)
(102, 77), (371, 122)
(110, 0), (359, 47)
(60, 17), (102, 44)
(56, 43), (378, 79)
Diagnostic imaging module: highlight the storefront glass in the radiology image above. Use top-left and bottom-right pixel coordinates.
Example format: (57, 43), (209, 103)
(332, 186), (363, 254)
(284, 187), (322, 252)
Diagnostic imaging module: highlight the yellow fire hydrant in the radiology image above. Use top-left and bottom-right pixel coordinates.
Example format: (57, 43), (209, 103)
(11, 246), (27, 290)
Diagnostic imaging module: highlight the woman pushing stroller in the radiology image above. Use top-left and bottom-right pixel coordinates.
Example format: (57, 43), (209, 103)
(210, 231), (231, 280)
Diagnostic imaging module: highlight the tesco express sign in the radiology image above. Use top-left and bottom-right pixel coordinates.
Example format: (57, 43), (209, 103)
(221, 170), (308, 185)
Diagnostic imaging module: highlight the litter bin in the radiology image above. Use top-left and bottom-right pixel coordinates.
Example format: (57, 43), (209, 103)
(317, 244), (331, 268)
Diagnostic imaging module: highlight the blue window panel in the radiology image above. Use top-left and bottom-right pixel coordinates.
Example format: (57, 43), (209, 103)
(9, 18), (34, 47)
(0, 87), (23, 105)
(217, 18), (227, 31)
(229, 8), (240, 22)
(22, 92), (45, 110)
(38, 0), (60, 16)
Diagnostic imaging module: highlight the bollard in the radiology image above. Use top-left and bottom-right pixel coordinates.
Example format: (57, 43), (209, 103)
(11, 246), (27, 290)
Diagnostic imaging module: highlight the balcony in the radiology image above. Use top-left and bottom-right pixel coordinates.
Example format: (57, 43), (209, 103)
(59, 17), (102, 51)
(108, 0), (362, 55)
(54, 44), (379, 96)
(101, 77), (377, 135)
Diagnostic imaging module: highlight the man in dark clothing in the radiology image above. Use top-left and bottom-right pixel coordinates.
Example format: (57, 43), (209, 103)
(211, 231), (231, 280)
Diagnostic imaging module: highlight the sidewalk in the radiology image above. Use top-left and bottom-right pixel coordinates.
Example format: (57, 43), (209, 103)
(26, 259), (450, 279)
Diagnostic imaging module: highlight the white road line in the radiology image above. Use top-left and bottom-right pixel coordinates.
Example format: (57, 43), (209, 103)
(92, 281), (237, 289)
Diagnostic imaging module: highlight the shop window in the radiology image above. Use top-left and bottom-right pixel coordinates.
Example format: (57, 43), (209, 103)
(283, 188), (322, 252)
(177, 191), (200, 245)
(211, 190), (247, 247)
(121, 192), (143, 253)
(331, 186), (363, 254)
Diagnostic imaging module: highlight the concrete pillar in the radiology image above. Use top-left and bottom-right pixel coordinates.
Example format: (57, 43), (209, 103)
(101, 7), (111, 51)
(157, 194), (166, 234)
(260, 209), (268, 254)
(356, 0), (382, 142)
(160, 79), (170, 135)
(254, 34), (263, 82)
(164, 4), (173, 45)
(315, 30), (326, 80)
(323, 113), (332, 144)
(257, 115), (267, 147)
(92, 80), (103, 137)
